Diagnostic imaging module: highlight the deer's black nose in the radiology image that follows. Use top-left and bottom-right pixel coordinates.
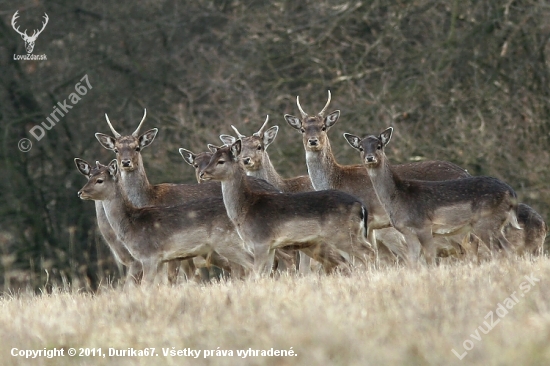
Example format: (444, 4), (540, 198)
(242, 157), (251, 165)
(308, 138), (319, 146)
(121, 160), (131, 167)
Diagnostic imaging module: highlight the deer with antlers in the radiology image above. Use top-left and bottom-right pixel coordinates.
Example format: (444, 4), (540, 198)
(218, 116), (319, 272)
(343, 127), (521, 263)
(285, 91), (472, 263)
(220, 116), (313, 193)
(95, 110), (292, 279)
(11, 11), (48, 54)
(199, 140), (376, 274)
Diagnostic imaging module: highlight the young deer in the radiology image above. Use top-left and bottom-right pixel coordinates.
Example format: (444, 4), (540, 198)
(179, 145), (298, 272)
(199, 141), (375, 274)
(343, 127), (521, 264)
(77, 159), (254, 285)
(219, 116), (316, 272)
(75, 159), (143, 286)
(285, 91), (471, 262)
(179, 145), (218, 184)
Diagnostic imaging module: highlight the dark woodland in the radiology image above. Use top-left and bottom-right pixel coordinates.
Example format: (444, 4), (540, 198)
(1, 0), (549, 291)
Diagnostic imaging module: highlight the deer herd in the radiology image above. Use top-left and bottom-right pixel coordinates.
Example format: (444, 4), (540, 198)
(75, 91), (548, 287)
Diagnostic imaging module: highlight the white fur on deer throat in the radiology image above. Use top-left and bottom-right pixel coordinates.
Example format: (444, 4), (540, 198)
(306, 151), (332, 191)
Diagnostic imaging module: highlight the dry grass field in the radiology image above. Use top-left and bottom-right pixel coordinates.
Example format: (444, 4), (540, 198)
(0, 256), (549, 366)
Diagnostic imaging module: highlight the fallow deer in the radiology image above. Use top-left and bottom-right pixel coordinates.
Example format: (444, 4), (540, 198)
(179, 145), (218, 184)
(199, 141), (375, 274)
(506, 203), (547, 256)
(95, 110), (277, 280)
(77, 160), (254, 285)
(285, 91), (471, 262)
(219, 116), (313, 193)
(75, 159), (143, 286)
(179, 145), (305, 272)
(218, 116), (317, 272)
(343, 127), (521, 264)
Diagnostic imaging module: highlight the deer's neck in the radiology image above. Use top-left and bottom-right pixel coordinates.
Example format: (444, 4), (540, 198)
(365, 155), (400, 218)
(101, 183), (138, 248)
(119, 158), (152, 207)
(305, 140), (338, 191)
(249, 154), (285, 191)
(220, 165), (254, 227)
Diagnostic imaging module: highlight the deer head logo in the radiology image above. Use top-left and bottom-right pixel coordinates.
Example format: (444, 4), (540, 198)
(11, 11), (49, 54)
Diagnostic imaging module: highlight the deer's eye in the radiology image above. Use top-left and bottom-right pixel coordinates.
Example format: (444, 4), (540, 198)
(359, 147), (364, 152)
(193, 164), (198, 168)
(377, 144), (382, 150)
(135, 147), (141, 152)
(257, 145), (262, 151)
(322, 126), (327, 131)
(96, 179), (104, 184)
(217, 160), (225, 165)
(300, 128), (305, 133)
(114, 149), (119, 153)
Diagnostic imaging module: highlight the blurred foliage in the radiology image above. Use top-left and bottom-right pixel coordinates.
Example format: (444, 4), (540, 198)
(1, 0), (549, 291)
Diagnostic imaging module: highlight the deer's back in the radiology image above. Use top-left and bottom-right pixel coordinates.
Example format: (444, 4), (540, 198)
(151, 178), (278, 206)
(247, 189), (364, 221)
(281, 175), (314, 193)
(394, 160), (470, 180)
(125, 197), (236, 254)
(395, 176), (516, 211)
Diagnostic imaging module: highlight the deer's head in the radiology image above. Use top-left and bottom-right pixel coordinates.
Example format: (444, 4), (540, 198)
(76, 159), (118, 201)
(95, 109), (158, 172)
(219, 115), (278, 172)
(199, 141), (242, 182)
(12, 11), (48, 54)
(285, 91), (340, 152)
(179, 146), (216, 183)
(343, 127), (393, 167)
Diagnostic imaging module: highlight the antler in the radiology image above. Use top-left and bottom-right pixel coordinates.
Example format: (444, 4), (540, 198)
(29, 13), (49, 40)
(132, 109), (147, 137)
(296, 96), (308, 119)
(11, 11), (27, 37)
(104, 113), (122, 138)
(230, 125), (246, 139)
(253, 115), (270, 137)
(318, 90), (332, 117)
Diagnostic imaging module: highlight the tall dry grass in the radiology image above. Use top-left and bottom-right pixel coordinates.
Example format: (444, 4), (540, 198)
(0, 257), (549, 366)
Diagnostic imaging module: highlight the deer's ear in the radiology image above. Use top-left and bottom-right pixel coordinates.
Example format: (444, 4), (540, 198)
(285, 115), (302, 131)
(95, 133), (117, 150)
(380, 127), (393, 147)
(107, 159), (118, 177)
(325, 110), (340, 129)
(179, 148), (195, 166)
(139, 128), (158, 149)
(207, 144), (221, 153)
(263, 126), (279, 148)
(74, 158), (92, 176)
(230, 140), (242, 160)
(343, 133), (362, 151)
(219, 135), (236, 146)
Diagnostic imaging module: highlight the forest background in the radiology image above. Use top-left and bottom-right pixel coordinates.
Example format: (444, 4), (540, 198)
(1, 0), (549, 291)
